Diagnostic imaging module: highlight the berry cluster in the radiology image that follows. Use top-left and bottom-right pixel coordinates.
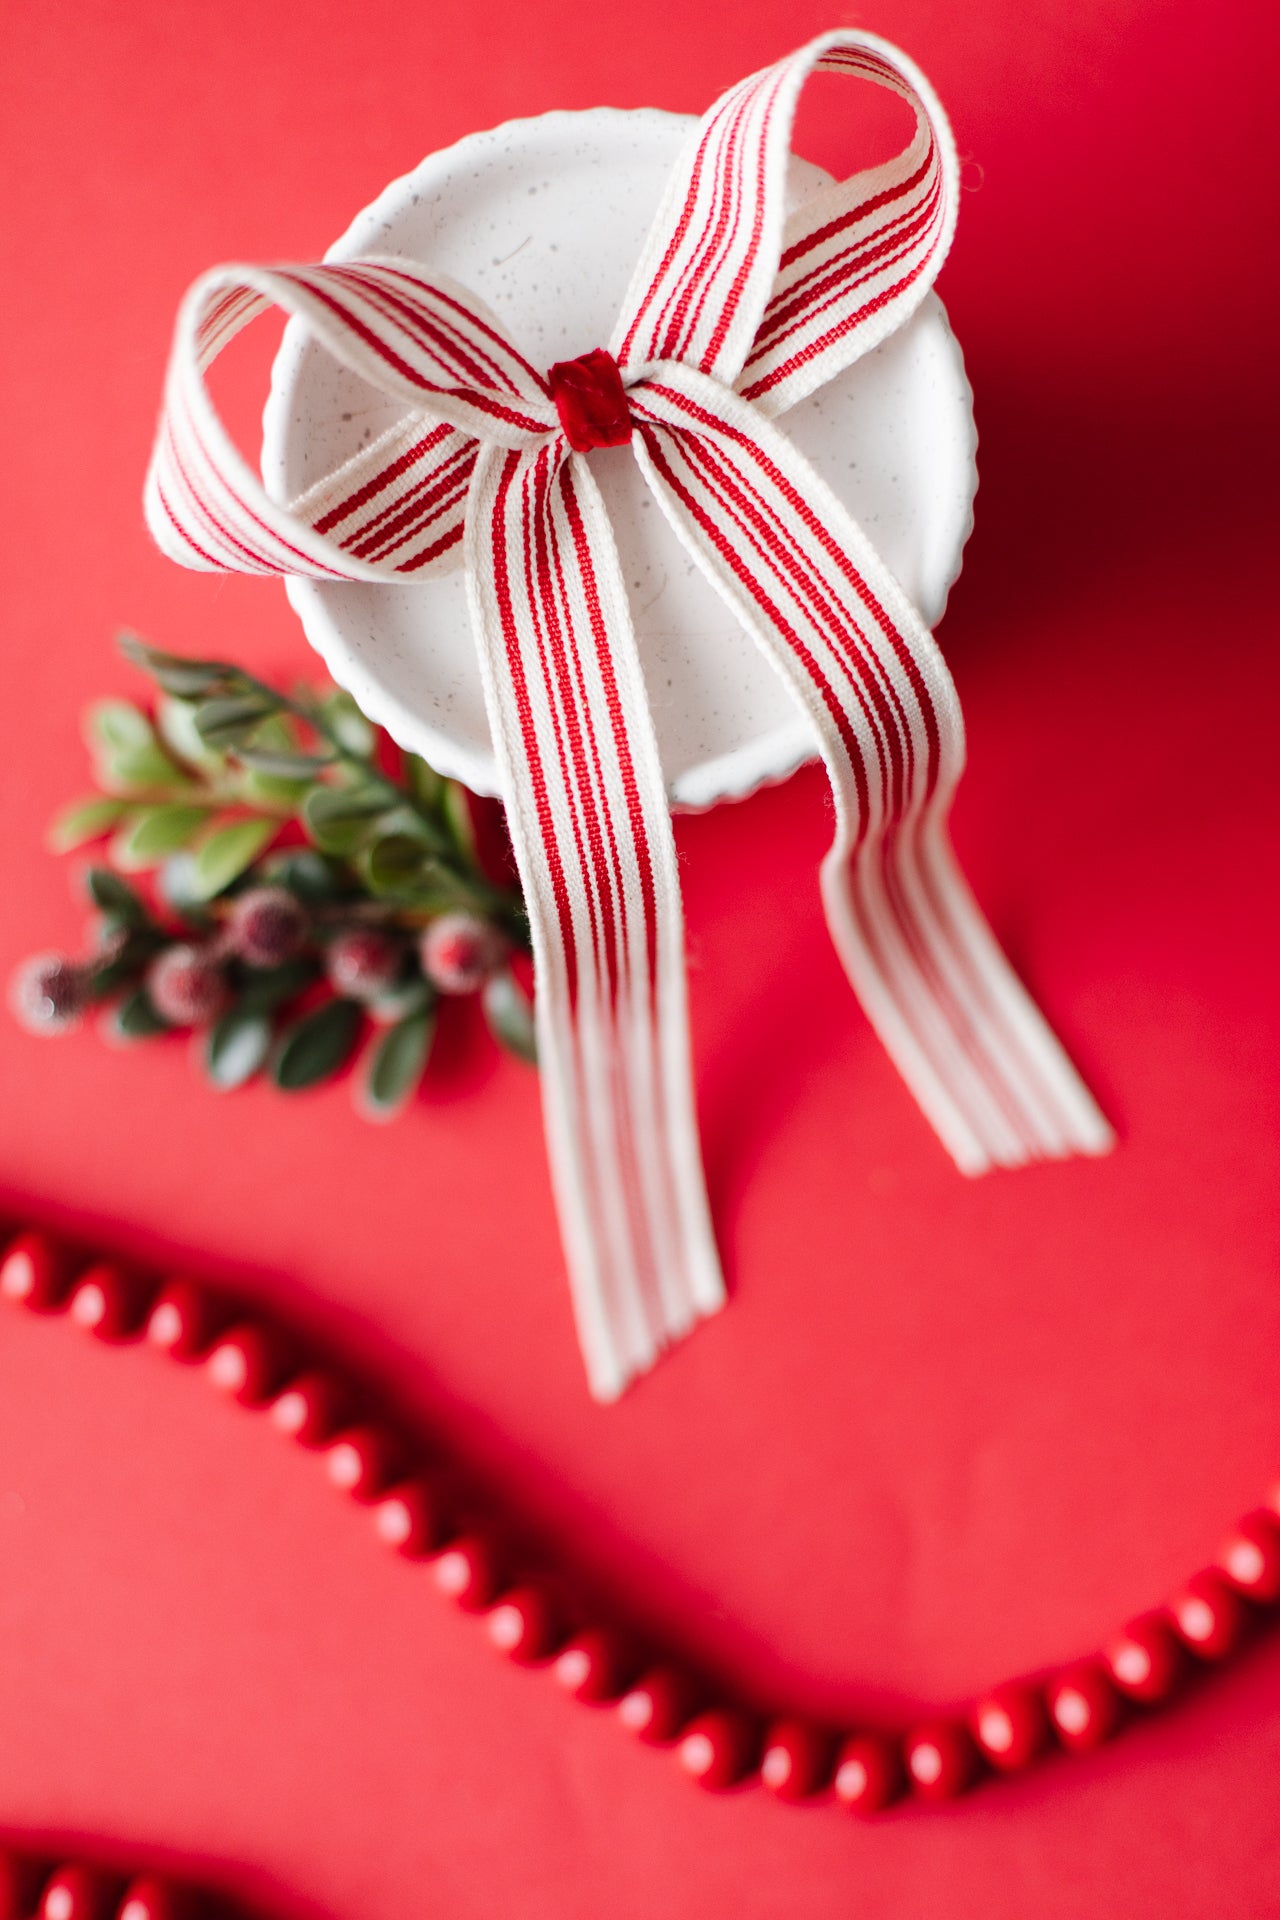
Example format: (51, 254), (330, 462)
(0, 1843), (248, 1920)
(7, 1221), (1279, 1813)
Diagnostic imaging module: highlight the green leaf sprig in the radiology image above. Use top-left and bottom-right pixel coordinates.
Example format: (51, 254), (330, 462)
(15, 633), (535, 1120)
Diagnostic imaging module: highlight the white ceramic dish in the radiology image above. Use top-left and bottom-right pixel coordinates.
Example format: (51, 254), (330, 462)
(263, 108), (978, 810)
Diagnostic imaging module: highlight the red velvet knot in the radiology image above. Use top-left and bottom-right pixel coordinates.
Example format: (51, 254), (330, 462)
(546, 348), (632, 452)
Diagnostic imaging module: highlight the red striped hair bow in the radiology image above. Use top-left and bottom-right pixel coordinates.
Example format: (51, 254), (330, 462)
(145, 31), (1112, 1400)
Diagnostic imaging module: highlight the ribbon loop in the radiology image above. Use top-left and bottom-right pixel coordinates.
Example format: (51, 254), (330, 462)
(142, 29), (1112, 1401)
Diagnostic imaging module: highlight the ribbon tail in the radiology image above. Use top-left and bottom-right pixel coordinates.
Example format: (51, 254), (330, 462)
(464, 440), (724, 1399)
(633, 369), (1113, 1175)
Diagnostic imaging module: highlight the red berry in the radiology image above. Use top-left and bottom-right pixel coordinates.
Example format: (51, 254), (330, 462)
(38, 1864), (112, 1920)
(419, 913), (509, 994)
(678, 1710), (758, 1790)
(146, 944), (229, 1026)
(1047, 1662), (1121, 1750)
(487, 1584), (563, 1663)
(970, 1681), (1049, 1770)
(904, 1721), (977, 1799)
(325, 928), (403, 1001)
(1217, 1510), (1280, 1603)
(760, 1719), (832, 1800)
(1104, 1611), (1184, 1704)
(227, 887), (309, 966)
(0, 1230), (69, 1312)
(324, 1425), (401, 1503)
(1170, 1569), (1245, 1659)
(206, 1323), (286, 1407)
(618, 1666), (698, 1744)
(117, 1878), (188, 1920)
(832, 1732), (904, 1813)
(147, 1278), (222, 1362)
(69, 1263), (147, 1342)
(9, 953), (88, 1033)
(433, 1533), (502, 1611)
(372, 1476), (451, 1558)
(269, 1371), (348, 1449)
(554, 1627), (638, 1704)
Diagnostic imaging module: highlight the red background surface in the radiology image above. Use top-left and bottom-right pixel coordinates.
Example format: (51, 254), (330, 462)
(2, 0), (1279, 1914)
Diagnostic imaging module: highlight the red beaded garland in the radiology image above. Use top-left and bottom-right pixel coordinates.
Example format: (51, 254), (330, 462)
(8, 1217), (1280, 1815)
(70, 1263), (147, 1343)
(0, 1230), (69, 1312)
(1217, 1510), (1280, 1603)
(832, 1733), (904, 1813)
(373, 1476), (450, 1558)
(903, 1722), (977, 1800)
(487, 1584), (563, 1664)
(118, 1880), (186, 1920)
(324, 1425), (400, 1503)
(760, 1719), (832, 1800)
(0, 1851), (39, 1920)
(206, 1323), (286, 1407)
(146, 1278), (222, 1363)
(1047, 1662), (1121, 1750)
(1103, 1610), (1184, 1704)
(678, 1709), (758, 1790)
(38, 1864), (113, 1920)
(554, 1626), (638, 1703)
(269, 1371), (348, 1449)
(970, 1681), (1049, 1771)
(1170, 1569), (1245, 1660)
(434, 1533), (502, 1611)
(618, 1665), (698, 1744)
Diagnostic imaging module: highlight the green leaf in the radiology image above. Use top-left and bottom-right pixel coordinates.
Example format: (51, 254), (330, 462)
(320, 687), (376, 756)
(47, 795), (129, 852)
(482, 968), (537, 1064)
(235, 744), (335, 779)
(189, 816), (278, 900)
(194, 693), (281, 750)
(84, 866), (149, 926)
(118, 632), (238, 697)
(404, 753), (445, 811)
(110, 988), (171, 1041)
(368, 975), (434, 1026)
(272, 998), (363, 1092)
(260, 848), (350, 904)
(237, 958), (317, 1015)
(360, 1006), (434, 1120)
(205, 1007), (273, 1088)
(111, 803), (209, 870)
(442, 779), (479, 868)
(86, 700), (186, 791)
(155, 694), (228, 774)
(302, 783), (390, 855)
(364, 832), (436, 896)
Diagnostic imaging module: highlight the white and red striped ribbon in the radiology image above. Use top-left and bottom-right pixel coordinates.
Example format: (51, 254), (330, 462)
(144, 30), (1112, 1400)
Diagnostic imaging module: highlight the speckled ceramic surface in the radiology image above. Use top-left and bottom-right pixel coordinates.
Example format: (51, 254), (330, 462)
(262, 108), (978, 809)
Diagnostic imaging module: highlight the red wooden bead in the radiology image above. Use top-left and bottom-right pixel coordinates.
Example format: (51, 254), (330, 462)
(1104, 1610), (1184, 1704)
(324, 1425), (401, 1503)
(433, 1533), (502, 1611)
(760, 1719), (833, 1800)
(970, 1681), (1049, 1770)
(1217, 1510), (1280, 1603)
(146, 1278), (222, 1363)
(0, 1230), (69, 1312)
(554, 1626), (638, 1704)
(1170, 1569), (1245, 1659)
(903, 1721), (978, 1800)
(678, 1709), (758, 1791)
(832, 1733), (904, 1813)
(205, 1322), (285, 1407)
(0, 1851), (39, 1920)
(69, 1264), (147, 1342)
(117, 1879), (188, 1920)
(269, 1371), (348, 1449)
(487, 1583), (563, 1664)
(372, 1476), (450, 1558)
(1047, 1662), (1121, 1750)
(617, 1665), (698, 1745)
(39, 1865), (112, 1920)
